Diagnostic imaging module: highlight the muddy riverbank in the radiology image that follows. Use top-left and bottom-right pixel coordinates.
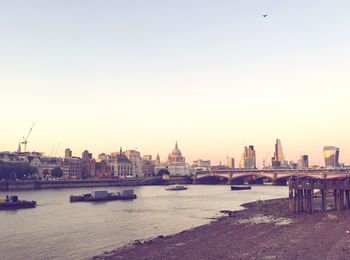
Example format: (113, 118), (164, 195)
(93, 197), (350, 260)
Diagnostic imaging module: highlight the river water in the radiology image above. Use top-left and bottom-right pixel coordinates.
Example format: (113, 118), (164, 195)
(0, 185), (287, 260)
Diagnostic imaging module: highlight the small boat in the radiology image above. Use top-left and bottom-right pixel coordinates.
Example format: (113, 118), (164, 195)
(165, 185), (188, 191)
(70, 190), (137, 203)
(0, 195), (36, 210)
(231, 185), (252, 191)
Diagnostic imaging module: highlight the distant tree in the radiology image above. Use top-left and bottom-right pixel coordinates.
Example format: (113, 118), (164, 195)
(51, 167), (63, 178)
(157, 169), (170, 176)
(43, 169), (50, 177)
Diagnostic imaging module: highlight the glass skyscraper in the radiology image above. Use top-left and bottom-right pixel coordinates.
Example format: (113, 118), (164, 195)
(323, 146), (340, 168)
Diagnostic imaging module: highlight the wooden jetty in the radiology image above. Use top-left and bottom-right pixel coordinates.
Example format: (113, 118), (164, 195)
(289, 177), (350, 213)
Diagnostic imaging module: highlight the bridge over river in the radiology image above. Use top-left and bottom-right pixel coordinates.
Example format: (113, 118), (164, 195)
(193, 169), (350, 185)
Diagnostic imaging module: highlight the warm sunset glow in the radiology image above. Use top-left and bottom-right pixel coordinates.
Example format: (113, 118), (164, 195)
(1, 1), (350, 166)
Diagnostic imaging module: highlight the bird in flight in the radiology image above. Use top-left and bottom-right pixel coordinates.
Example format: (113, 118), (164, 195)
(263, 14), (268, 17)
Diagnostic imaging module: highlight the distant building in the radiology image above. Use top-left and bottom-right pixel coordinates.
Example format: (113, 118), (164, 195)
(63, 157), (82, 179)
(65, 148), (72, 158)
(142, 160), (155, 176)
(40, 157), (62, 177)
(95, 160), (113, 178)
(226, 157), (235, 169)
(167, 142), (185, 165)
(272, 139), (286, 168)
(155, 142), (192, 176)
(82, 150), (93, 160)
(192, 159), (211, 168)
(155, 154), (161, 165)
(124, 150), (143, 177)
(143, 155), (152, 161)
(323, 146), (340, 168)
(111, 148), (133, 177)
(239, 152), (245, 168)
(244, 145), (256, 169)
(298, 155), (309, 169)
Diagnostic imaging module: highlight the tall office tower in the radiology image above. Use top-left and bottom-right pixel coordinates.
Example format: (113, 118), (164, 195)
(275, 139), (284, 162)
(65, 148), (72, 158)
(239, 152), (246, 168)
(244, 145), (256, 169)
(272, 139), (285, 168)
(226, 157), (235, 168)
(323, 146), (340, 168)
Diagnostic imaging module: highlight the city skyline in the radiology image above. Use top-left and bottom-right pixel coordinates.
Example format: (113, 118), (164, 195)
(2, 1), (350, 166)
(4, 136), (346, 167)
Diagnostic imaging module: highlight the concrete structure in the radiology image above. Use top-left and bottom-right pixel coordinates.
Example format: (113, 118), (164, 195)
(324, 146), (340, 168)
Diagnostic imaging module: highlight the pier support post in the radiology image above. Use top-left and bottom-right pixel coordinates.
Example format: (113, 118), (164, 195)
(322, 180), (327, 212)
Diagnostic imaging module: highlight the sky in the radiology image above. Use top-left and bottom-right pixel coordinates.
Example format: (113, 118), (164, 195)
(1, 1), (350, 166)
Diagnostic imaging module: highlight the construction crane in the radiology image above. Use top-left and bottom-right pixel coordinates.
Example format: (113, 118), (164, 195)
(21, 122), (35, 152)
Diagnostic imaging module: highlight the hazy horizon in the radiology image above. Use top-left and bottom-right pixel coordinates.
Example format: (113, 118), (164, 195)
(1, 1), (350, 166)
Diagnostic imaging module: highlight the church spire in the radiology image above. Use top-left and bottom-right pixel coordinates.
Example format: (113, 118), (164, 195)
(17, 141), (21, 153)
(175, 141), (178, 149)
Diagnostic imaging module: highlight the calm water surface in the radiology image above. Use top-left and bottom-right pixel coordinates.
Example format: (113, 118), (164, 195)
(0, 185), (287, 260)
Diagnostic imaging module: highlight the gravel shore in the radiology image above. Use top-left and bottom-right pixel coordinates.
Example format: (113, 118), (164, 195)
(93, 197), (350, 260)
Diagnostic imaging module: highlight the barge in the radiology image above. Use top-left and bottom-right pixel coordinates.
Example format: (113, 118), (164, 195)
(231, 185), (252, 191)
(70, 190), (137, 202)
(165, 184), (188, 191)
(0, 195), (36, 210)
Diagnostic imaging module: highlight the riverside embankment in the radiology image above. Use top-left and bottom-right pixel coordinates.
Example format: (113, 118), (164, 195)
(0, 176), (192, 191)
(95, 197), (350, 260)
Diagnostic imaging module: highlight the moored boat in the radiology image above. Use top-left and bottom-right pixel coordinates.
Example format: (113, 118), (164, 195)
(231, 185), (252, 191)
(165, 184), (188, 191)
(70, 189), (137, 202)
(0, 195), (36, 210)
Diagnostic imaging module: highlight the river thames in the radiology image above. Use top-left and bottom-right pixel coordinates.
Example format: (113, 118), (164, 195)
(0, 185), (287, 260)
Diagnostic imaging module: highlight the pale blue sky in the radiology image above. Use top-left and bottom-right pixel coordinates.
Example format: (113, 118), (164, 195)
(1, 1), (350, 165)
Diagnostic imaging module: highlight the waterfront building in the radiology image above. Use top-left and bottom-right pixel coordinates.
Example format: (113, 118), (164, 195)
(65, 148), (72, 158)
(323, 146), (340, 168)
(40, 157), (63, 177)
(95, 160), (113, 178)
(111, 148), (133, 177)
(142, 159), (155, 176)
(124, 150), (143, 177)
(63, 157), (82, 179)
(81, 150), (95, 178)
(226, 157), (235, 169)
